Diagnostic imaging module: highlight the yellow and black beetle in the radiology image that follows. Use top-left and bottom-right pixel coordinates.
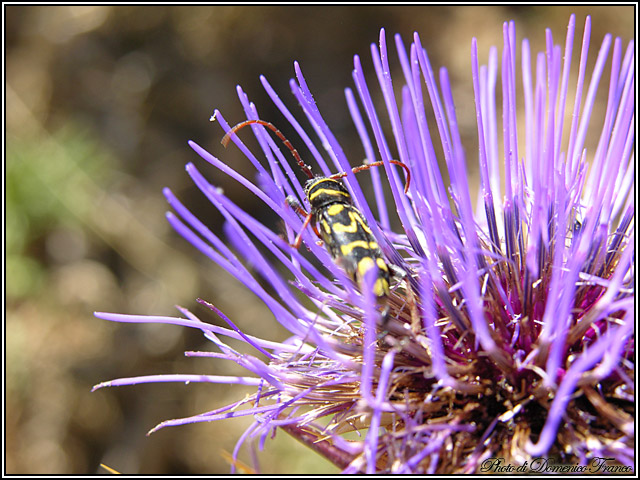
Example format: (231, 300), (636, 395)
(221, 119), (410, 300)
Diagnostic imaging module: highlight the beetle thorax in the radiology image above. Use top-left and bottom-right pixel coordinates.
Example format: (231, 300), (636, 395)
(304, 177), (353, 210)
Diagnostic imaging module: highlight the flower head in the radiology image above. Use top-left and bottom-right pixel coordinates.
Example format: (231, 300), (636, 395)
(95, 15), (634, 474)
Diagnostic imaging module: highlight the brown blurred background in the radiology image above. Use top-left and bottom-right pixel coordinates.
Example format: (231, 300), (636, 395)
(5, 5), (634, 474)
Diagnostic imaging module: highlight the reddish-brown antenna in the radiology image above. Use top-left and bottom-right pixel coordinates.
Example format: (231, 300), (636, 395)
(330, 160), (411, 194)
(221, 118), (411, 193)
(221, 119), (315, 180)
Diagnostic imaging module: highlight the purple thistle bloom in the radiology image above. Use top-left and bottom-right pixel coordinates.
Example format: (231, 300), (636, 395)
(94, 15), (634, 474)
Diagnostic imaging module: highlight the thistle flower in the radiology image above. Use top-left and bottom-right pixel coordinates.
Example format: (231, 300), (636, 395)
(94, 15), (635, 474)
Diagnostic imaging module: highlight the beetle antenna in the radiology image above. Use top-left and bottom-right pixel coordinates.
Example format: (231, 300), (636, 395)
(221, 119), (315, 179)
(329, 159), (412, 194)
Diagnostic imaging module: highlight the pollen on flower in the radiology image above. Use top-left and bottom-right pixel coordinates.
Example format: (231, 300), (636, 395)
(95, 14), (634, 475)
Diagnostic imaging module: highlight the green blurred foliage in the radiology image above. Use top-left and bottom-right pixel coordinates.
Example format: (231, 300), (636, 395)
(7, 127), (112, 299)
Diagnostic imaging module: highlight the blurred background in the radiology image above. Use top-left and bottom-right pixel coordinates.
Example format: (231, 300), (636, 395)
(5, 5), (634, 474)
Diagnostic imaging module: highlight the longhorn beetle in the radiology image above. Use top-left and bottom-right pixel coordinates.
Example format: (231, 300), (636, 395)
(221, 119), (410, 301)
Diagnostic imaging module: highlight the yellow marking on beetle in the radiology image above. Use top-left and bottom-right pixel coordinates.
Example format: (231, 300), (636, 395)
(327, 204), (345, 216)
(376, 258), (389, 272)
(340, 240), (379, 256)
(374, 278), (389, 297)
(357, 257), (375, 277)
(332, 212), (359, 233)
(320, 219), (332, 235)
(307, 178), (331, 190)
(356, 258), (389, 296)
(353, 211), (373, 235)
(308, 187), (350, 202)
(329, 210), (374, 235)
